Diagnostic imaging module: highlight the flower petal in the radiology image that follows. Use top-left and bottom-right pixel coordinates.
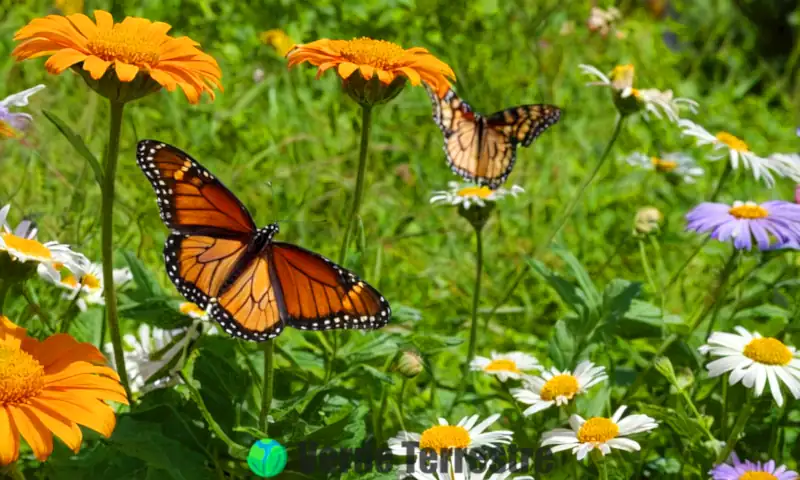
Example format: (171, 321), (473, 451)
(7, 405), (53, 462)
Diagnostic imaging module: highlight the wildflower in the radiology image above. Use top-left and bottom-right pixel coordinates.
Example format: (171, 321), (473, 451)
(710, 452), (798, 480)
(679, 120), (779, 187)
(389, 414), (513, 473)
(511, 361), (607, 415)
(43, 262), (132, 311)
(768, 153), (800, 183)
(685, 200), (800, 251)
(625, 152), (704, 183)
(0, 316), (127, 464)
(0, 85), (45, 139)
(470, 352), (540, 382)
(13, 10), (222, 104)
(699, 326), (800, 406)
(587, 7), (622, 37)
(287, 37), (455, 104)
(541, 406), (657, 460)
(0, 205), (87, 283)
(104, 324), (197, 394)
(394, 350), (424, 378)
(430, 182), (524, 210)
(580, 64), (696, 120)
(634, 207), (664, 235)
(260, 29), (295, 56)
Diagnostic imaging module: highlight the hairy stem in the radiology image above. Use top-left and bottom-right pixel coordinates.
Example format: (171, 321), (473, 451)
(259, 339), (274, 434)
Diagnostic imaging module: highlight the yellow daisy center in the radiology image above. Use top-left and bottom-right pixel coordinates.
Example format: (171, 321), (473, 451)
(577, 417), (619, 443)
(0, 232), (52, 260)
(0, 344), (45, 405)
(715, 132), (749, 152)
(418, 425), (471, 453)
(86, 24), (161, 67)
(651, 156), (678, 173)
(82, 273), (101, 290)
(61, 274), (79, 288)
(0, 120), (18, 139)
(610, 64), (635, 90)
(743, 337), (793, 366)
(740, 473), (778, 480)
(457, 186), (494, 199)
(340, 38), (406, 70)
(728, 203), (768, 220)
(540, 374), (580, 401)
(180, 302), (205, 317)
(483, 359), (520, 373)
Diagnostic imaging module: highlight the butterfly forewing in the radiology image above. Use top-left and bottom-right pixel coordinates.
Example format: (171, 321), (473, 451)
(486, 105), (562, 147)
(271, 243), (390, 331)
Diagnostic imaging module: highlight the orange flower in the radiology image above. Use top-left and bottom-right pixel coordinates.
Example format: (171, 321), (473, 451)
(287, 37), (455, 98)
(12, 10), (221, 104)
(0, 316), (127, 464)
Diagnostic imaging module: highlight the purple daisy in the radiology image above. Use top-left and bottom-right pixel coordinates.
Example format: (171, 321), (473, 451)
(710, 452), (798, 480)
(685, 200), (800, 250)
(0, 84), (45, 132)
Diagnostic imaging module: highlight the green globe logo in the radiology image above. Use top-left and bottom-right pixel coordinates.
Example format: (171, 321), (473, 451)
(247, 438), (287, 478)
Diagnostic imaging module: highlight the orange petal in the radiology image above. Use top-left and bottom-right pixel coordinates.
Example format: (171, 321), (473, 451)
(375, 68), (393, 84)
(114, 60), (139, 82)
(0, 316), (26, 349)
(358, 64), (375, 81)
(7, 406), (52, 462)
(44, 49), (87, 74)
(337, 62), (358, 79)
(147, 21), (172, 37)
(12, 38), (68, 60)
(44, 362), (120, 384)
(147, 69), (178, 91)
(399, 67), (421, 86)
(23, 402), (82, 453)
(315, 61), (337, 79)
(82, 55), (111, 80)
(34, 393), (116, 438)
(0, 407), (20, 466)
(93, 10), (113, 30)
(35, 335), (105, 370)
(65, 13), (99, 39)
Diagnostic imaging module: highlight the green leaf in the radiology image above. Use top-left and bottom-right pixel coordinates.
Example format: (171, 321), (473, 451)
(119, 297), (192, 330)
(408, 333), (464, 354)
(548, 320), (576, 370)
(529, 258), (591, 321)
(123, 250), (163, 298)
(600, 279), (641, 326)
(42, 110), (103, 187)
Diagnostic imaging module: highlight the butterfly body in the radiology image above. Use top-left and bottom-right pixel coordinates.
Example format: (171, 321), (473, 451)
(427, 87), (561, 189)
(137, 140), (390, 341)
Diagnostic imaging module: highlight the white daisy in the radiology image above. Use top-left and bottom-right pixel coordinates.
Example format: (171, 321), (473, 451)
(0, 204), (87, 282)
(389, 414), (514, 475)
(179, 301), (221, 335)
(679, 120), (779, 187)
(625, 152), (704, 183)
(768, 153), (800, 183)
(636, 88), (698, 122)
(104, 323), (198, 394)
(0, 84), (45, 137)
(42, 262), (132, 311)
(397, 458), (534, 480)
(699, 326), (800, 406)
(511, 361), (607, 416)
(541, 406), (658, 461)
(430, 182), (524, 210)
(470, 352), (540, 382)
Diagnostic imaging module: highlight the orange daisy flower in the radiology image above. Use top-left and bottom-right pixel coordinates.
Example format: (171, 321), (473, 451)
(0, 316), (127, 465)
(12, 10), (221, 104)
(287, 37), (455, 98)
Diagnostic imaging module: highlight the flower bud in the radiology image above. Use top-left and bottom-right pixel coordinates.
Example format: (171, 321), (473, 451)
(634, 207), (663, 236)
(394, 350), (424, 378)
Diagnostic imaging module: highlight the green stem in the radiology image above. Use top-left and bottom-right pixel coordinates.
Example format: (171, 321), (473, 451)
(397, 378), (408, 433)
(716, 394), (756, 463)
(665, 237), (710, 289)
(709, 162), (732, 202)
(58, 290), (83, 334)
(483, 114), (626, 323)
(768, 397), (787, 459)
(259, 339), (274, 434)
(0, 280), (10, 315)
(338, 105), (373, 263)
(638, 239), (659, 299)
(594, 451), (609, 480)
(704, 250), (741, 339)
(721, 380), (729, 439)
(678, 388), (716, 442)
(102, 100), (132, 403)
(21, 283), (54, 331)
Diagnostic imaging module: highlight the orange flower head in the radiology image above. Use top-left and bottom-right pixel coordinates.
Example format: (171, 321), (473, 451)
(0, 316), (127, 465)
(12, 10), (222, 104)
(287, 37), (455, 102)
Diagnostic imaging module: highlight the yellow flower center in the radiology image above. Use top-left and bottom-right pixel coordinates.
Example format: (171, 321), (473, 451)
(61, 274), (79, 288)
(577, 417), (619, 443)
(180, 302), (205, 317)
(0, 121), (18, 139)
(340, 38), (406, 70)
(0, 233), (52, 260)
(743, 337), (793, 366)
(86, 23), (161, 67)
(715, 132), (749, 152)
(0, 344), (45, 405)
(457, 186), (494, 199)
(540, 374), (580, 401)
(740, 473), (777, 480)
(418, 425), (471, 453)
(82, 273), (101, 290)
(610, 64), (635, 90)
(483, 359), (520, 373)
(728, 203), (768, 220)
(651, 156), (678, 173)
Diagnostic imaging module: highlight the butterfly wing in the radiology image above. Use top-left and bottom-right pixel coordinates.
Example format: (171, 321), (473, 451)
(136, 140), (256, 236)
(485, 104), (562, 148)
(426, 86), (484, 185)
(270, 242), (391, 331)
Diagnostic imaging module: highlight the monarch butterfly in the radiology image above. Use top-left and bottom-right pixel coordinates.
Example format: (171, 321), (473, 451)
(426, 86), (562, 189)
(136, 140), (391, 341)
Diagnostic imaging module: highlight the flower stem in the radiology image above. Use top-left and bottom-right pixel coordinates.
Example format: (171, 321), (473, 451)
(638, 239), (659, 299)
(338, 104), (373, 263)
(259, 339), (274, 434)
(593, 451), (609, 480)
(716, 394), (756, 463)
(0, 280), (10, 315)
(102, 100), (132, 403)
(483, 114), (626, 323)
(709, 162), (732, 202)
(721, 379), (729, 439)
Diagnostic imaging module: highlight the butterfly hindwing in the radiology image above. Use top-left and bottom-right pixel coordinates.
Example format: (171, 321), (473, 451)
(270, 242), (390, 331)
(426, 87), (561, 189)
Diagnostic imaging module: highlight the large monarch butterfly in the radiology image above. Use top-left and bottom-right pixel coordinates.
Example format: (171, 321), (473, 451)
(136, 140), (391, 341)
(426, 86), (562, 189)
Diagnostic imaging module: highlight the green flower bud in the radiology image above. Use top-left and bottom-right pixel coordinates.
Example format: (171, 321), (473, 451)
(394, 350), (424, 378)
